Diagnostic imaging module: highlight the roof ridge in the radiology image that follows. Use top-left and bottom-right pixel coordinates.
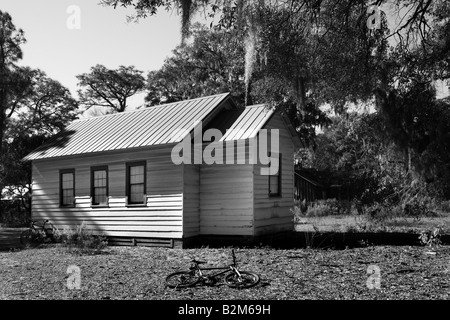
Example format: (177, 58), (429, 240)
(73, 92), (231, 123)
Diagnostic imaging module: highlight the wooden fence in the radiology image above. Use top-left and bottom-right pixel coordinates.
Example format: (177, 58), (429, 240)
(294, 172), (325, 202)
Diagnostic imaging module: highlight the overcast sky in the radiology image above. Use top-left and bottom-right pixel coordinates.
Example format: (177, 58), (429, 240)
(1, 0), (184, 108)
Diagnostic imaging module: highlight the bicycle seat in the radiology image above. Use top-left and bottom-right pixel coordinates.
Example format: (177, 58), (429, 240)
(192, 259), (207, 265)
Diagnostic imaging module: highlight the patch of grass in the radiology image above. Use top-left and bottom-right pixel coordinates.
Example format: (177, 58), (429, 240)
(55, 222), (108, 255)
(291, 199), (352, 221)
(309, 199), (352, 217)
(296, 210), (450, 235)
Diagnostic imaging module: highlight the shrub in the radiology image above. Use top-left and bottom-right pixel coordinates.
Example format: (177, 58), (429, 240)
(365, 202), (393, 223)
(0, 200), (30, 227)
(439, 200), (450, 213)
(291, 198), (354, 219)
(345, 225), (359, 233)
(403, 200), (426, 220)
(305, 201), (329, 217)
(56, 222), (108, 254)
(307, 199), (352, 217)
(400, 197), (441, 219)
(352, 199), (365, 215)
(290, 206), (303, 223)
(419, 226), (443, 249)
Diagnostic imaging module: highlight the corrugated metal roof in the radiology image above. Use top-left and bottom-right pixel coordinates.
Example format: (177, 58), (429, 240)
(221, 104), (275, 141)
(24, 92), (231, 160)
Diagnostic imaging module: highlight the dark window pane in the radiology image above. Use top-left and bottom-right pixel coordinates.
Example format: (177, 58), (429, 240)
(130, 184), (144, 203)
(61, 172), (75, 205)
(128, 164), (145, 204)
(62, 189), (74, 205)
(94, 187), (106, 205)
(94, 170), (107, 187)
(62, 173), (73, 189)
(130, 165), (144, 176)
(130, 165), (144, 184)
(92, 168), (108, 205)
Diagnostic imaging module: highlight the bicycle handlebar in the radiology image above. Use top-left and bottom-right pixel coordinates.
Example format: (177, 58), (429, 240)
(31, 219), (51, 229)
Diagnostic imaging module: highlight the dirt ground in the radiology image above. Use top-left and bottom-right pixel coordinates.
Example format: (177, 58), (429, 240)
(0, 244), (449, 300)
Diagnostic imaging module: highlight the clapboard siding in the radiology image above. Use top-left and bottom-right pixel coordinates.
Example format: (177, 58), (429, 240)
(32, 209), (182, 217)
(31, 147), (183, 239)
(183, 164), (200, 238)
(199, 164), (254, 236)
(29, 112), (297, 241)
(253, 113), (295, 236)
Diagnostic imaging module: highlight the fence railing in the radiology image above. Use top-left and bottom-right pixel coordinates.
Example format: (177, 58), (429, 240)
(294, 172), (325, 202)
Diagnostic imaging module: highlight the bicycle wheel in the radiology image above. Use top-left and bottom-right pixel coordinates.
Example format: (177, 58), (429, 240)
(165, 271), (200, 288)
(225, 271), (260, 289)
(20, 229), (40, 247)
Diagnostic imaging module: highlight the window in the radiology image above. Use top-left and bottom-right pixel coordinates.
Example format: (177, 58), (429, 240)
(91, 166), (108, 206)
(126, 162), (146, 205)
(60, 169), (75, 207)
(269, 154), (281, 197)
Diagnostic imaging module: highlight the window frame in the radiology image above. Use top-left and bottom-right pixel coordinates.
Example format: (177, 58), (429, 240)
(59, 168), (75, 207)
(90, 165), (109, 207)
(268, 153), (282, 197)
(126, 161), (147, 206)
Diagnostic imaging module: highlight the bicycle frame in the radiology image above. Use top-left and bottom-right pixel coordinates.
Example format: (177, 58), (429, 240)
(192, 264), (242, 280)
(190, 250), (243, 280)
(31, 220), (54, 238)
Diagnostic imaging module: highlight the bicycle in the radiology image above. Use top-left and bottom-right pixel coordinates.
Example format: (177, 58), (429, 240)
(20, 219), (56, 247)
(165, 249), (260, 289)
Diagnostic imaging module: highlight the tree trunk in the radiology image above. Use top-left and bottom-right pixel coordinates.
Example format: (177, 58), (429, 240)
(407, 147), (412, 172)
(0, 80), (7, 201)
(245, 81), (253, 106)
(0, 89), (6, 155)
(295, 75), (307, 115)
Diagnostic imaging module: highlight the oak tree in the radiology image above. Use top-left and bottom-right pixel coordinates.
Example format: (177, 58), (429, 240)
(77, 64), (145, 113)
(0, 10), (29, 154)
(146, 23), (246, 106)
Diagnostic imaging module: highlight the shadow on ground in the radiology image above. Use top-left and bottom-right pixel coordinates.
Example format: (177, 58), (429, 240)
(2, 227), (449, 251)
(0, 228), (25, 251)
(184, 231), (450, 250)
